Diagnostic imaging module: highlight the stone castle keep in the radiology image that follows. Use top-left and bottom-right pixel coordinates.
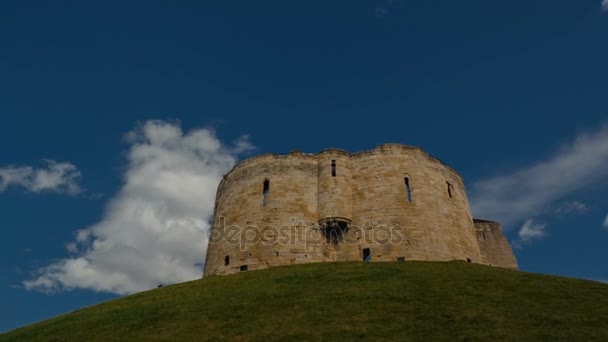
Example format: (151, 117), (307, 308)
(204, 144), (517, 276)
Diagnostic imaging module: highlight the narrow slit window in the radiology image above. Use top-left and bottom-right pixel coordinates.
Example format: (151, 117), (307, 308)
(331, 160), (336, 177)
(404, 177), (412, 203)
(447, 182), (453, 198)
(263, 179), (270, 194)
(224, 255), (230, 266)
(262, 179), (269, 206)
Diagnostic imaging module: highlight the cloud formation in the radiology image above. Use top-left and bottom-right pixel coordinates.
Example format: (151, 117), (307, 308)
(603, 0), (608, 12)
(555, 201), (589, 216)
(24, 120), (251, 295)
(470, 124), (608, 228)
(0, 160), (81, 195)
(603, 213), (608, 228)
(513, 219), (546, 248)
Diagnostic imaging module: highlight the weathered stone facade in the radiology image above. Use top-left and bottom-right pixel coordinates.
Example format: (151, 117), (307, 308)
(204, 144), (517, 276)
(474, 219), (518, 269)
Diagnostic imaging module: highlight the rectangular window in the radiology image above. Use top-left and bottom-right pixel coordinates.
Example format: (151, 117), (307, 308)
(240, 265), (248, 272)
(263, 179), (269, 194)
(447, 182), (453, 198)
(404, 177), (412, 203)
(331, 160), (336, 177)
(362, 248), (371, 262)
(262, 179), (270, 206)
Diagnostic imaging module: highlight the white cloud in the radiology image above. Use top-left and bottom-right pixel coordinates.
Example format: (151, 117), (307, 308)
(24, 120), (252, 295)
(555, 201), (589, 215)
(603, 0), (608, 12)
(0, 160), (81, 195)
(518, 219), (546, 241)
(603, 213), (608, 228)
(513, 219), (546, 248)
(470, 125), (608, 228)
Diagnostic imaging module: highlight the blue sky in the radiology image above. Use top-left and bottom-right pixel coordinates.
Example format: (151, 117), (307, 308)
(1, 0), (608, 332)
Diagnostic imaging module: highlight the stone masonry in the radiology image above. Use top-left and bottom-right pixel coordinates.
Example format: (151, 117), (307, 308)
(204, 144), (518, 276)
(474, 219), (518, 269)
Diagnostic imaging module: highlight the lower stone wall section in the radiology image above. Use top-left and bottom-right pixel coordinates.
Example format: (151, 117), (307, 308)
(474, 219), (518, 269)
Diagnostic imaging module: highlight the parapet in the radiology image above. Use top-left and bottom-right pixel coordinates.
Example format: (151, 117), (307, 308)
(222, 143), (465, 185)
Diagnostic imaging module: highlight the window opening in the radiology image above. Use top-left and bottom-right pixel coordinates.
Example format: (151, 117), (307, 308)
(321, 219), (349, 244)
(262, 179), (270, 206)
(224, 256), (230, 266)
(404, 177), (412, 203)
(447, 182), (453, 198)
(331, 160), (336, 177)
(362, 248), (371, 262)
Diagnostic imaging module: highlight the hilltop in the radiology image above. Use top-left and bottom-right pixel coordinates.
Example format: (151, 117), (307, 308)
(3, 262), (608, 341)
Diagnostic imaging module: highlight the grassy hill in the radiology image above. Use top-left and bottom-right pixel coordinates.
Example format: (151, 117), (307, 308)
(3, 261), (608, 341)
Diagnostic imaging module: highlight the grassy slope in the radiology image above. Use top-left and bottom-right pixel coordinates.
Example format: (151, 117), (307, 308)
(2, 261), (608, 341)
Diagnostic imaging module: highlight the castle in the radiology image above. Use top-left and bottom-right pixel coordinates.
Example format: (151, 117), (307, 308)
(204, 144), (517, 276)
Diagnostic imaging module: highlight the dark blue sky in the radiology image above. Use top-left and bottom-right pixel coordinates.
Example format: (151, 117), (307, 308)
(2, 0), (608, 332)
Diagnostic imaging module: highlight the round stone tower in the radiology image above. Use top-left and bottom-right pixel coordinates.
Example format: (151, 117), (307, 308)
(204, 144), (516, 276)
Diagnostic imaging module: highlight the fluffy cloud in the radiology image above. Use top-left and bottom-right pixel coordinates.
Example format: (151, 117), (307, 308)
(24, 120), (251, 295)
(603, 0), (608, 12)
(513, 219), (546, 248)
(470, 125), (608, 228)
(0, 160), (81, 195)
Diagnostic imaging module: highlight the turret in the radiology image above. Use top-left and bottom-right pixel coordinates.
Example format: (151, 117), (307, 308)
(317, 149), (352, 242)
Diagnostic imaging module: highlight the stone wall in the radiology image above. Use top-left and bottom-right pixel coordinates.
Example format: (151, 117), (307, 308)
(474, 219), (519, 269)
(204, 144), (516, 276)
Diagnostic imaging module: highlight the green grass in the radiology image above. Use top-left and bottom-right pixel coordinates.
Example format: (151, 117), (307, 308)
(3, 261), (608, 341)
